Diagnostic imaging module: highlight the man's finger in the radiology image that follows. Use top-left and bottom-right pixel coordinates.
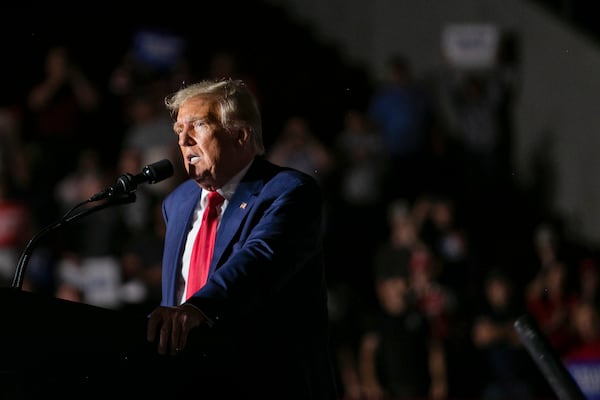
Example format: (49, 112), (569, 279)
(157, 314), (172, 355)
(177, 324), (189, 352)
(170, 311), (182, 356)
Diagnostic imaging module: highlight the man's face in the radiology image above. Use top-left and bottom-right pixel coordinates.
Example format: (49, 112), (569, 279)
(377, 276), (408, 315)
(173, 97), (238, 190)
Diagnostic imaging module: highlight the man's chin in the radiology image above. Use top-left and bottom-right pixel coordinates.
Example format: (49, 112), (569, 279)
(186, 164), (201, 178)
(189, 175), (215, 191)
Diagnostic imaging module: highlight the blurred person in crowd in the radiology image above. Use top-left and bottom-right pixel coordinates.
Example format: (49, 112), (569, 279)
(120, 89), (180, 175)
(0, 106), (31, 191)
(25, 45), (100, 182)
(333, 108), (387, 211)
(267, 114), (334, 186)
(24, 44), (102, 229)
(576, 257), (600, 311)
(408, 244), (456, 342)
(563, 301), (600, 400)
(359, 265), (447, 400)
(54, 148), (105, 215)
(436, 34), (518, 194)
(370, 199), (421, 303)
(410, 193), (434, 233)
(330, 198), (418, 399)
(471, 270), (534, 400)
(419, 195), (471, 300)
(521, 221), (568, 299)
(525, 259), (578, 357)
(446, 73), (506, 184)
(367, 54), (429, 203)
(328, 199), (418, 399)
(532, 222), (563, 271)
(145, 79), (337, 399)
(0, 173), (33, 287)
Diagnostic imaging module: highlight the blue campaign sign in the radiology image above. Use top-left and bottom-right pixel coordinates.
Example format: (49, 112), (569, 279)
(566, 359), (600, 400)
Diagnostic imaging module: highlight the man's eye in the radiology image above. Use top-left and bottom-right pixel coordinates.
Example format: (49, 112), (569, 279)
(193, 120), (205, 129)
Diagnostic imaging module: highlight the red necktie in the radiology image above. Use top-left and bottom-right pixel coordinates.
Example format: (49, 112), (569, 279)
(186, 191), (225, 300)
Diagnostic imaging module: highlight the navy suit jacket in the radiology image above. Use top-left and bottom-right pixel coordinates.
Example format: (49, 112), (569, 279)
(159, 157), (337, 399)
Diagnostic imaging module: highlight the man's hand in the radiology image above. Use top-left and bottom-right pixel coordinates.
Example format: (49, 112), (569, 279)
(147, 304), (207, 355)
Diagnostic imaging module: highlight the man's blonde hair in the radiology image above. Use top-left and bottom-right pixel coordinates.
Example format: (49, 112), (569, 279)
(165, 79), (264, 155)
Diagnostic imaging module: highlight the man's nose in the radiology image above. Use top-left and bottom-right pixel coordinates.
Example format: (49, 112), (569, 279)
(178, 130), (194, 146)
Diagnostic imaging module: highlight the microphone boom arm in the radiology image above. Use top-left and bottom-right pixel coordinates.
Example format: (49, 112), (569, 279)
(11, 193), (137, 290)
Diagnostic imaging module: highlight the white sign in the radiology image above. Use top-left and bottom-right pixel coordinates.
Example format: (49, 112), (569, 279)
(442, 24), (499, 69)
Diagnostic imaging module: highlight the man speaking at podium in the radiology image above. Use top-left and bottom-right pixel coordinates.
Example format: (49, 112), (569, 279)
(146, 79), (337, 399)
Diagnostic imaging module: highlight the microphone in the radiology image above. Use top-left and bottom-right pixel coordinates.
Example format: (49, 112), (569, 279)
(89, 159), (174, 201)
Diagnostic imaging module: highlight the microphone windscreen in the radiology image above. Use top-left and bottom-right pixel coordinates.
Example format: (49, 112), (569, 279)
(144, 159), (174, 184)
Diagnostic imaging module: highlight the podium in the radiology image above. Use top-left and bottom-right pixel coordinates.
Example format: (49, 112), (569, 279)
(0, 166), (226, 398)
(0, 287), (177, 399)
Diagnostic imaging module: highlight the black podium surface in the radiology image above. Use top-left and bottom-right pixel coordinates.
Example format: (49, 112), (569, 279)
(0, 287), (175, 399)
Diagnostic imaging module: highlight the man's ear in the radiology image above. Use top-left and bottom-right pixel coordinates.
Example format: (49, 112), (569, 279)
(236, 127), (250, 146)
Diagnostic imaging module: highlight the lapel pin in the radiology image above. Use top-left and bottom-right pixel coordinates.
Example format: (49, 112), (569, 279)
(240, 202), (247, 209)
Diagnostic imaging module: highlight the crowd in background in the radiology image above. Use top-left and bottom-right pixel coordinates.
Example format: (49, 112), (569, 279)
(0, 16), (600, 400)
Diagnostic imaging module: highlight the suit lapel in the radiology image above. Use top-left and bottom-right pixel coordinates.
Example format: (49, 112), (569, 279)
(211, 161), (265, 272)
